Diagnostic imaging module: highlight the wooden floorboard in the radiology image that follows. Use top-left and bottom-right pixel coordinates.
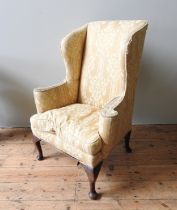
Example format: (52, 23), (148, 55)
(0, 125), (177, 210)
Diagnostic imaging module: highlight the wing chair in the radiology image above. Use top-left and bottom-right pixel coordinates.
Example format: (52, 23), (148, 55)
(30, 20), (148, 200)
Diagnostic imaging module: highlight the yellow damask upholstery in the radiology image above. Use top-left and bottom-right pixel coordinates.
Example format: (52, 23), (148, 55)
(30, 20), (148, 167)
(33, 25), (87, 113)
(31, 104), (102, 155)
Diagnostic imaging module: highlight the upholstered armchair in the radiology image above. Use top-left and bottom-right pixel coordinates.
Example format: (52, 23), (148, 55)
(30, 20), (148, 200)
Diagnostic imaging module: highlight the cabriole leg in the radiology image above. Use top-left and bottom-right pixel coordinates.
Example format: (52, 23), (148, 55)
(81, 161), (103, 200)
(124, 130), (132, 153)
(32, 136), (44, 161)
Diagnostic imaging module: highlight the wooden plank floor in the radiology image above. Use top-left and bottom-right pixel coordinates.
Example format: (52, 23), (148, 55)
(0, 125), (177, 210)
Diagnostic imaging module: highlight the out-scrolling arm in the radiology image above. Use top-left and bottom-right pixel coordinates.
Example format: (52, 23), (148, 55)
(33, 80), (77, 113)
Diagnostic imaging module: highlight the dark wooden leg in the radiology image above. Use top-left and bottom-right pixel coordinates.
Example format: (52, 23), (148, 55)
(81, 161), (103, 200)
(32, 136), (44, 161)
(125, 130), (132, 153)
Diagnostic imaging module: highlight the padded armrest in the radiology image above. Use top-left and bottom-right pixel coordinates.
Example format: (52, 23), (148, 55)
(98, 96), (124, 145)
(33, 80), (77, 113)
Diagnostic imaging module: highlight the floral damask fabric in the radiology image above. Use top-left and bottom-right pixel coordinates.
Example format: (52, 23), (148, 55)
(78, 20), (147, 108)
(30, 20), (148, 167)
(31, 129), (103, 167)
(33, 25), (87, 113)
(31, 104), (102, 155)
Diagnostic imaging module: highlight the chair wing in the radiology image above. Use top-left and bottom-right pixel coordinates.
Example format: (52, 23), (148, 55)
(60, 24), (87, 81)
(33, 25), (87, 113)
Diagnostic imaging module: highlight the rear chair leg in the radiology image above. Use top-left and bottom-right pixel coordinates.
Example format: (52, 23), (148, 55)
(81, 161), (103, 200)
(32, 136), (44, 161)
(125, 130), (132, 153)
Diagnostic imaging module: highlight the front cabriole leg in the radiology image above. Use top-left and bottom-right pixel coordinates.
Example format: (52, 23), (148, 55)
(81, 161), (103, 200)
(32, 135), (44, 161)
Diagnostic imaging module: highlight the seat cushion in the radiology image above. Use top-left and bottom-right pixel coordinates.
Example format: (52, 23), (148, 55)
(30, 104), (102, 155)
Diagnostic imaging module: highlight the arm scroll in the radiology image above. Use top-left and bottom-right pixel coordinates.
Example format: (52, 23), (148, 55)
(33, 80), (77, 113)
